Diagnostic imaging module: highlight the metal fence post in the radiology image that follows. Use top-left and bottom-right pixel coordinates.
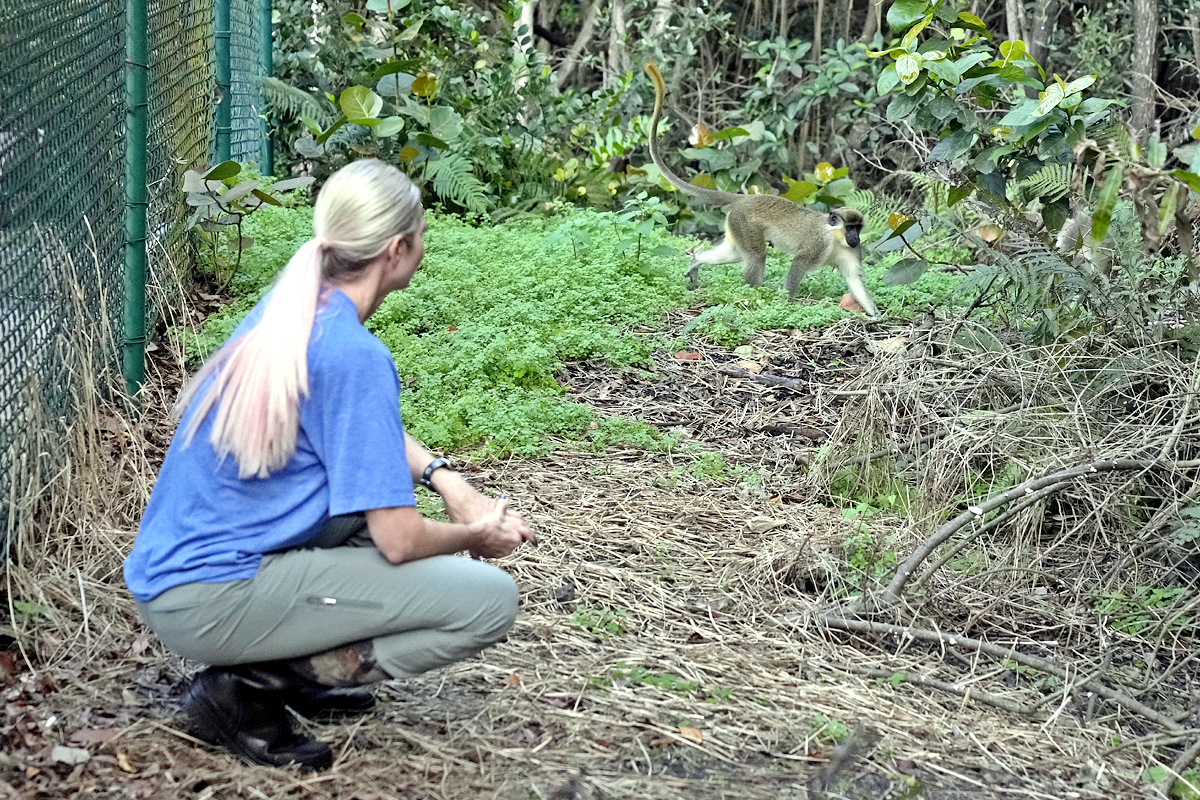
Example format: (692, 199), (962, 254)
(214, 0), (232, 163)
(259, 0), (273, 174)
(123, 0), (149, 398)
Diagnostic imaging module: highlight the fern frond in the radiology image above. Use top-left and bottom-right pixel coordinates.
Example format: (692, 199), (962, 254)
(423, 154), (489, 214)
(260, 77), (338, 126)
(1020, 164), (1074, 203)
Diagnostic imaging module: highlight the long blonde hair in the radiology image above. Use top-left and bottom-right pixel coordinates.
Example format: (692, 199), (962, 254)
(176, 159), (423, 478)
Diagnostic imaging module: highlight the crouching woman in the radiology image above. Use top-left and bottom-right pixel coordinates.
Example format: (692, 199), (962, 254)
(124, 159), (534, 771)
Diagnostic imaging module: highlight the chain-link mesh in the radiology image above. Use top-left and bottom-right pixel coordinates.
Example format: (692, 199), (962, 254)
(230, 0), (268, 166)
(0, 0), (128, 528)
(147, 0), (216, 286)
(0, 0), (269, 542)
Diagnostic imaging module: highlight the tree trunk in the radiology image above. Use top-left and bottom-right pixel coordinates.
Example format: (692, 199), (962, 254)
(842, 0), (854, 43)
(607, 0), (628, 85)
(648, 0), (675, 38)
(513, 0), (537, 91)
(814, 0), (825, 54)
(777, 0), (789, 39)
(856, 0), (881, 44)
(1026, 0), (1055, 71)
(554, 0), (599, 89)
(536, 0), (560, 55)
(1131, 0), (1159, 133)
(1004, 0), (1025, 43)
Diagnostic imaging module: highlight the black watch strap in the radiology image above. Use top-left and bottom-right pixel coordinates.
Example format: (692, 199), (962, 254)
(420, 457), (452, 492)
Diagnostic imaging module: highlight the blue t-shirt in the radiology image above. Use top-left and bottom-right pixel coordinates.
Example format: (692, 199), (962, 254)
(124, 289), (416, 603)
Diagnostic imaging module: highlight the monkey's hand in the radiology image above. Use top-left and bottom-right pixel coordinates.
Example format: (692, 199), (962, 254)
(684, 253), (700, 290)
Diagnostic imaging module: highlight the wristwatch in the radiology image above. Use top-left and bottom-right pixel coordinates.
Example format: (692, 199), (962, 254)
(420, 457), (452, 492)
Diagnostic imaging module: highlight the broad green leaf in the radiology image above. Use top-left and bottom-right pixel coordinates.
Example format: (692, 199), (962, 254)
(901, 16), (932, 49)
(376, 73), (415, 97)
(883, 257), (929, 285)
(185, 192), (217, 207)
(1147, 136), (1167, 169)
(689, 174), (717, 189)
(1091, 164), (1124, 243)
(1173, 170), (1200, 193)
(301, 117), (322, 136)
(1033, 84), (1065, 118)
(373, 59), (423, 79)
(1158, 184), (1180, 235)
(220, 180), (260, 204)
(998, 99), (1038, 127)
(887, 0), (927, 31)
(373, 116), (405, 137)
(315, 117), (346, 144)
(428, 105), (464, 141)
(925, 58), (961, 84)
(400, 145), (420, 163)
(397, 19), (423, 41)
(340, 86), (383, 122)
(271, 177), (315, 192)
(204, 160), (241, 180)
(712, 126), (750, 141)
(411, 71), (436, 96)
(928, 127), (975, 161)
(877, 63), (900, 94)
(948, 184), (974, 206)
(342, 11), (366, 28)
(783, 179), (818, 203)
(1062, 75), (1095, 95)
(896, 53), (923, 84)
(415, 132), (449, 149)
(954, 51), (991, 74)
(955, 11), (988, 33)
(999, 40), (1026, 62)
(813, 162), (837, 182)
(886, 92), (921, 122)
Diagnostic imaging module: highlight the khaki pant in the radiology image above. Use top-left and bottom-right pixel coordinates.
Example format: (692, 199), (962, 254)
(137, 515), (519, 678)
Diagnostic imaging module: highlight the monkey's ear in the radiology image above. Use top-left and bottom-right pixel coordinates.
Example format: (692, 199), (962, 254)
(827, 213), (840, 227)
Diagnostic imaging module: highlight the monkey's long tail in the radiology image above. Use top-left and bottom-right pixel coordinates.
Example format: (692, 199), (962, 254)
(644, 62), (736, 208)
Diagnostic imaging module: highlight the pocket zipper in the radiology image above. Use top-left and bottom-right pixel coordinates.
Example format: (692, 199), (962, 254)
(305, 595), (383, 610)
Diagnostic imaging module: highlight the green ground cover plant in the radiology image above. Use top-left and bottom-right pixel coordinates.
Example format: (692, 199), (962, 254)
(180, 200), (963, 456)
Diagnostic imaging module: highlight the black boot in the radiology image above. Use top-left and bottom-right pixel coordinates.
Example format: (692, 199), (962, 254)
(233, 663), (376, 721)
(183, 668), (333, 770)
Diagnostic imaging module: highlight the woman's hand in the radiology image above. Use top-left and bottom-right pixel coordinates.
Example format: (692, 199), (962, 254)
(444, 485), (535, 546)
(468, 498), (531, 559)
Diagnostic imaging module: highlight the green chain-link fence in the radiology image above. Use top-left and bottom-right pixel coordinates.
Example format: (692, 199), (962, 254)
(0, 0), (271, 545)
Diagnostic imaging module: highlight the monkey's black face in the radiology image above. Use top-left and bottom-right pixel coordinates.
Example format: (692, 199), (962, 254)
(844, 225), (861, 249)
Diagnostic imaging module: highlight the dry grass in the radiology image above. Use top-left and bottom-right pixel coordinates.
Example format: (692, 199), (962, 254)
(3, 278), (1200, 798)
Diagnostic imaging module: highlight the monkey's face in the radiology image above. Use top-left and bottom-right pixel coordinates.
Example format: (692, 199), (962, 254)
(829, 212), (862, 249)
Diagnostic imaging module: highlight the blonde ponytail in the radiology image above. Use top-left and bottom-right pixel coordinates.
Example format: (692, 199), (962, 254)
(176, 159), (423, 478)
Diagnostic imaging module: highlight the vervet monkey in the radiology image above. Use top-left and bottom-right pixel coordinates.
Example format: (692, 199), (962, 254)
(644, 62), (879, 316)
(1055, 204), (1114, 276)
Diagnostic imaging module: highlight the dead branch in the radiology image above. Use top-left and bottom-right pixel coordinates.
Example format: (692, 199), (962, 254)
(818, 615), (1185, 732)
(875, 459), (1200, 608)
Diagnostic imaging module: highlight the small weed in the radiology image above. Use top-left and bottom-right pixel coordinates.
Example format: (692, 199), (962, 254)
(571, 605), (626, 638)
(13, 600), (46, 619)
(691, 450), (732, 482)
(841, 531), (899, 595)
(590, 662), (698, 694)
(1096, 586), (1191, 636)
(704, 687), (734, 704)
(811, 714), (850, 744)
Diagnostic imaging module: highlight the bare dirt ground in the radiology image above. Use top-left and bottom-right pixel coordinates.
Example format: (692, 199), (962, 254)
(1, 308), (1194, 800)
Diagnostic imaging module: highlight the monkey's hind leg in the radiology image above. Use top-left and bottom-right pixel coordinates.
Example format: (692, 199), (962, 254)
(725, 211), (767, 286)
(686, 236), (742, 290)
